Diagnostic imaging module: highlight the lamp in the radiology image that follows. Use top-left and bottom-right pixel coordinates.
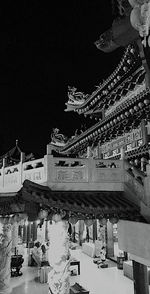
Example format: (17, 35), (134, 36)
(109, 216), (119, 224)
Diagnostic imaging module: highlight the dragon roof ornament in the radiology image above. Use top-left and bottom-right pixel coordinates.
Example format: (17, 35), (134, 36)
(50, 128), (68, 147)
(65, 86), (89, 111)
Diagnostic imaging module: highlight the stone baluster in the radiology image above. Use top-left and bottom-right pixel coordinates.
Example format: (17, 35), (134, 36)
(0, 221), (12, 294)
(48, 215), (70, 294)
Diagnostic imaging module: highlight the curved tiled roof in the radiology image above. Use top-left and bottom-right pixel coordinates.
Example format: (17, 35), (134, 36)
(19, 180), (141, 220)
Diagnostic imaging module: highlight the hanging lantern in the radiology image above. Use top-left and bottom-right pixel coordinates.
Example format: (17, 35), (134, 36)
(138, 102), (144, 108)
(38, 209), (48, 220)
(134, 105), (139, 111)
(109, 216), (119, 224)
(52, 213), (62, 223)
(69, 217), (78, 225)
(144, 99), (150, 105)
(129, 108), (134, 114)
(99, 217), (107, 226)
(84, 219), (94, 227)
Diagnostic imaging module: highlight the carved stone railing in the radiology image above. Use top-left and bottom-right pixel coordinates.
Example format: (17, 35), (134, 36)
(0, 155), (148, 201)
(124, 160), (145, 205)
(4, 164), (21, 188)
(50, 157), (88, 183)
(22, 158), (45, 184)
(0, 158), (46, 192)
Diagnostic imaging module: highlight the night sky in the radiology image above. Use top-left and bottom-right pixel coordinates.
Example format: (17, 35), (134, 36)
(0, 1), (124, 158)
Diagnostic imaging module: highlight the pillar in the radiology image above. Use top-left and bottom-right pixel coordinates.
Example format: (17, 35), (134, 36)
(23, 224), (27, 243)
(45, 220), (48, 242)
(27, 222), (31, 248)
(48, 216), (70, 294)
(11, 221), (18, 254)
(106, 221), (114, 258)
(0, 221), (12, 294)
(32, 221), (37, 242)
(132, 260), (149, 294)
(78, 220), (85, 246)
(93, 220), (97, 242)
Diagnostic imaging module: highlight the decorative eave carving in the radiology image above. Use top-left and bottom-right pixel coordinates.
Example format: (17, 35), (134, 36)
(64, 44), (142, 118)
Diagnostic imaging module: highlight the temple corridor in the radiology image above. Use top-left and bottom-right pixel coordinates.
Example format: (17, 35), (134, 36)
(10, 248), (134, 294)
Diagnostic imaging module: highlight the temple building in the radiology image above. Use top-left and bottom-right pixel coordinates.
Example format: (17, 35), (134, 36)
(0, 0), (150, 294)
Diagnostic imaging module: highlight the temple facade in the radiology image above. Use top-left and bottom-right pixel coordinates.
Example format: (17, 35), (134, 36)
(1, 1), (150, 293)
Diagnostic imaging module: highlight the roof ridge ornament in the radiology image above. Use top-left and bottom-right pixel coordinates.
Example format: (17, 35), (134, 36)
(67, 86), (88, 105)
(50, 128), (68, 147)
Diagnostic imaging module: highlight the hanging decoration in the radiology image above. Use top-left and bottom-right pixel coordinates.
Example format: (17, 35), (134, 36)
(69, 216), (78, 225)
(109, 215), (119, 224)
(99, 217), (108, 226)
(38, 209), (48, 220)
(84, 219), (94, 227)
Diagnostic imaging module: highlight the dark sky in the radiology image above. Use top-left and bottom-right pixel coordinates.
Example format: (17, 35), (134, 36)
(0, 1), (124, 157)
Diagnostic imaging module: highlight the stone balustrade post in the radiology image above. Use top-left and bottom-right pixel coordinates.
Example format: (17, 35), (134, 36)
(44, 153), (55, 184)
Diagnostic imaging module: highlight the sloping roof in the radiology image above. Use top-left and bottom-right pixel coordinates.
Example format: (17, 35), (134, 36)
(0, 180), (142, 220)
(20, 180), (141, 220)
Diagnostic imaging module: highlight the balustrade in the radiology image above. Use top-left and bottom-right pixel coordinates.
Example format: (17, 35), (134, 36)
(0, 155), (149, 202)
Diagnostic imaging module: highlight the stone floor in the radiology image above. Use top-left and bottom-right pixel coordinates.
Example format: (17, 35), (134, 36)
(10, 249), (134, 294)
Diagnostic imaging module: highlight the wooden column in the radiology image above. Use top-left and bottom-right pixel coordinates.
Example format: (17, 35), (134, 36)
(27, 222), (31, 248)
(132, 261), (149, 294)
(23, 224), (27, 243)
(79, 220), (84, 246)
(11, 221), (18, 254)
(106, 221), (114, 258)
(93, 220), (97, 242)
(32, 221), (37, 242)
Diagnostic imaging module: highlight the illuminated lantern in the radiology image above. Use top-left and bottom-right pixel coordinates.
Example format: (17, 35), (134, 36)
(109, 216), (119, 224)
(84, 219), (94, 227)
(52, 213), (62, 223)
(69, 217), (78, 225)
(113, 118), (117, 124)
(99, 217), (107, 226)
(129, 108), (134, 114)
(134, 105), (139, 111)
(144, 99), (150, 105)
(138, 102), (144, 108)
(38, 209), (48, 220)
